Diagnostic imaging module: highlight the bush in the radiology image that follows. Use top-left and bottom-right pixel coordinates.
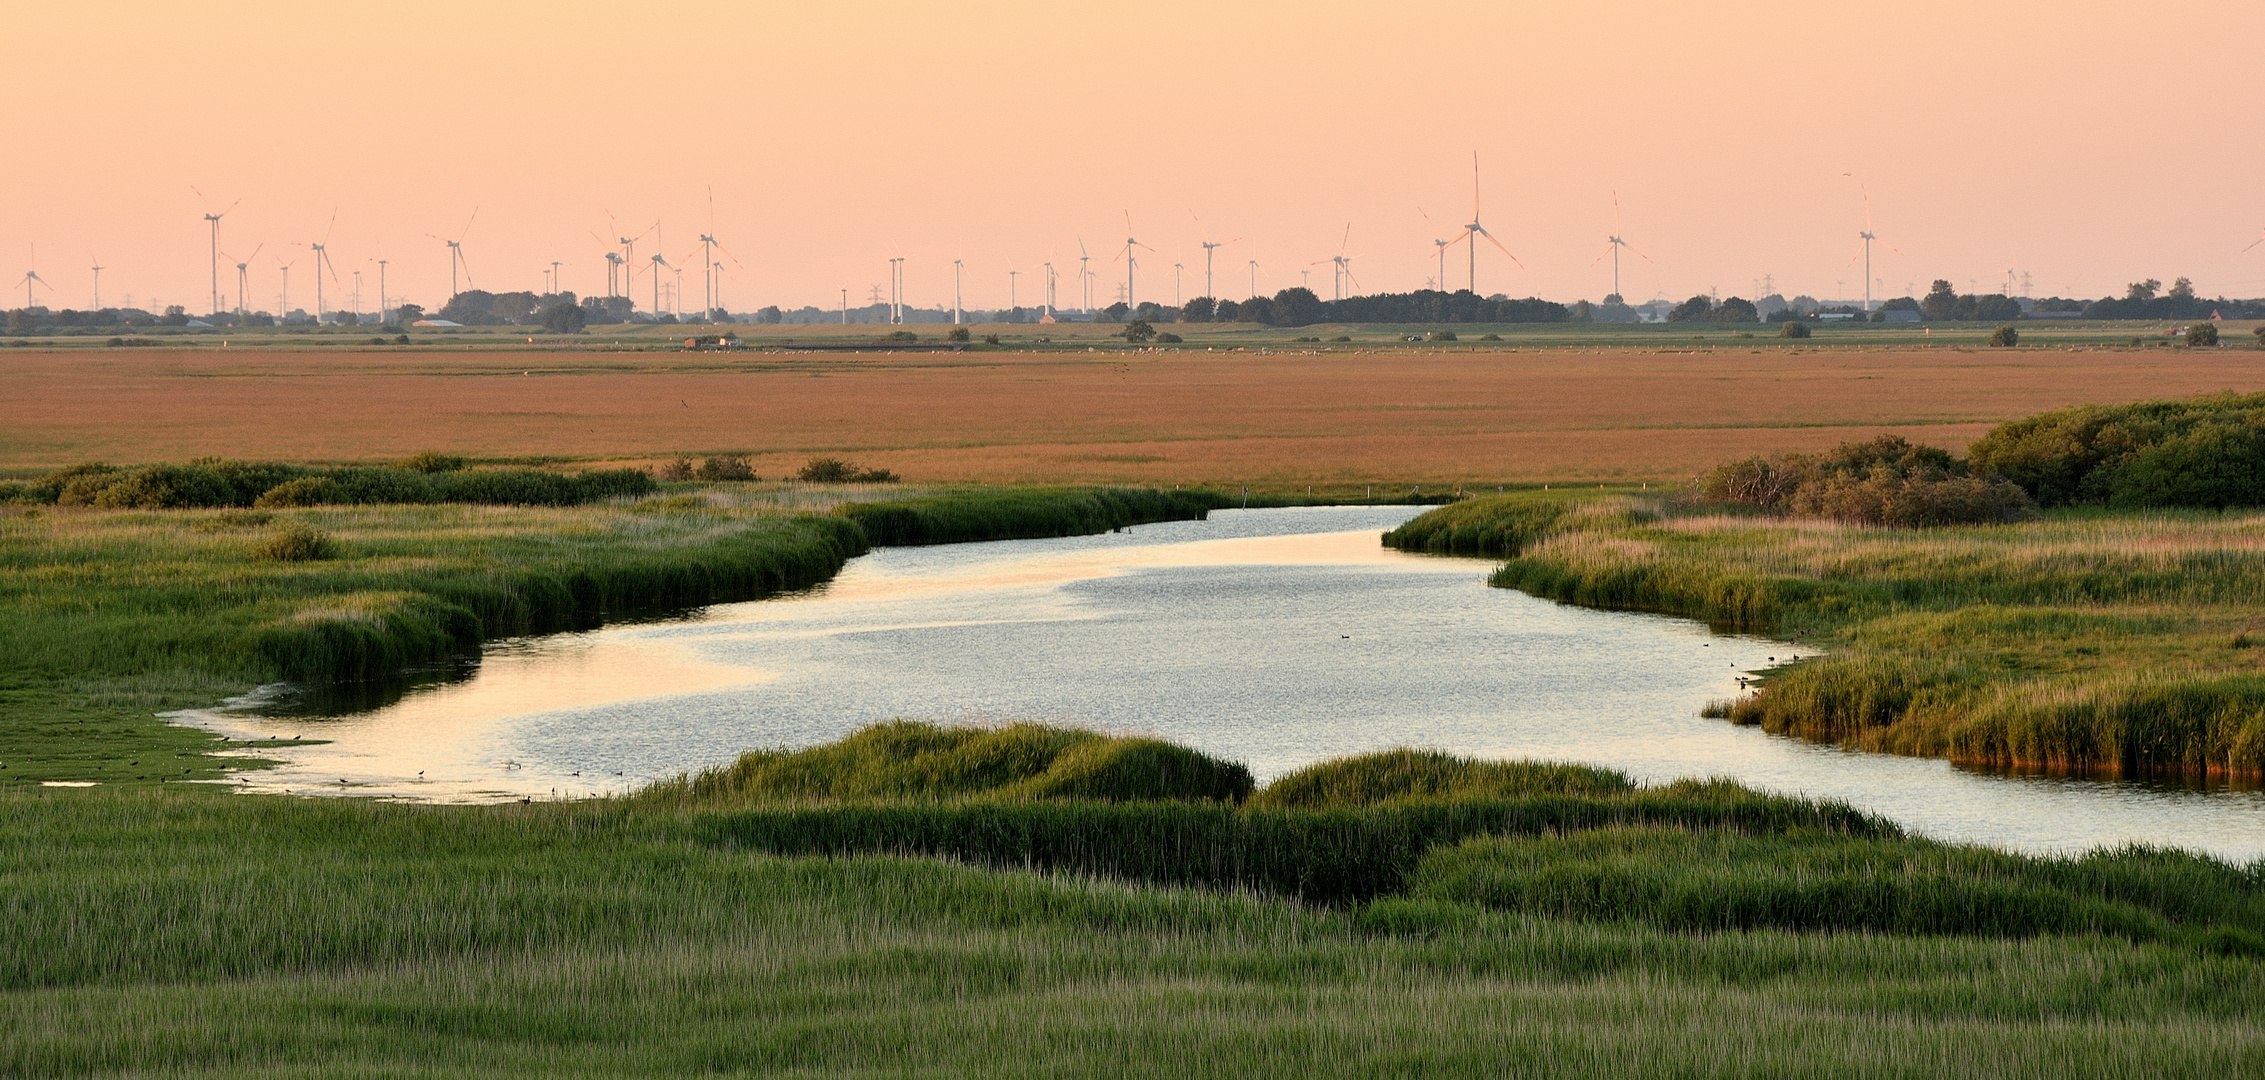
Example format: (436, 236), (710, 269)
(693, 456), (756, 482)
(945, 326), (970, 343)
(250, 522), (338, 562)
(2188, 323), (2220, 347)
(253, 476), (348, 508)
(1123, 319), (1156, 343)
(538, 303), (586, 333)
(1696, 435), (2038, 527)
(658, 457), (694, 481)
(394, 451), (466, 473)
(884, 330), (918, 343)
(1971, 392), (2265, 508)
(1155, 332), (1182, 344)
(1779, 320), (1811, 339)
(796, 457), (896, 483)
(1988, 325), (2019, 347)
(1424, 330), (1457, 342)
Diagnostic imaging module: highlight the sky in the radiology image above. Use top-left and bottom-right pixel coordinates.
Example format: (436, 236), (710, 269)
(7, 0), (2264, 316)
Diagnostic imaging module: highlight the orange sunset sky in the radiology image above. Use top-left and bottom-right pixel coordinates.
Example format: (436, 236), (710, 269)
(7, 0), (2263, 315)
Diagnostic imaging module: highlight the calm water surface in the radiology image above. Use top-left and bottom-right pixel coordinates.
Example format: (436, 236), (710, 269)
(174, 506), (2265, 862)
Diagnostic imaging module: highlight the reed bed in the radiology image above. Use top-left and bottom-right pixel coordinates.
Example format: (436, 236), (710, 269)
(1388, 494), (2265, 775)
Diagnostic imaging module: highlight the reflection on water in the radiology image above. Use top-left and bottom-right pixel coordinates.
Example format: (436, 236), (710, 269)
(171, 506), (2265, 862)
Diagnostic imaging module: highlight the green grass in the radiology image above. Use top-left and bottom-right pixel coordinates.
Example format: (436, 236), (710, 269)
(4, 743), (2263, 1076)
(0, 487), (1229, 786)
(1389, 492), (2265, 775)
(837, 486), (1230, 544)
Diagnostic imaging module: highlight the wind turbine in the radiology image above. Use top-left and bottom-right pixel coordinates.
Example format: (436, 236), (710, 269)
(1310, 224), (1359, 301)
(275, 253), (296, 319)
(1190, 210), (1240, 300)
(952, 259), (964, 324)
(194, 189), (238, 317)
(1588, 192), (1653, 302)
(18, 248), (49, 309)
(377, 259), (389, 323)
(1173, 261), (1183, 307)
(90, 263), (103, 310)
(650, 253), (669, 316)
(1846, 180), (1902, 313)
(429, 209), (478, 300)
(1043, 261), (1057, 317)
(223, 244), (263, 318)
(298, 211), (340, 322)
(1116, 213), (1154, 310)
(1247, 256), (1259, 300)
(1417, 207), (1454, 293)
(1438, 152), (1521, 293)
(2242, 226), (2265, 254)
(1076, 239), (1092, 313)
(1009, 268), (1019, 314)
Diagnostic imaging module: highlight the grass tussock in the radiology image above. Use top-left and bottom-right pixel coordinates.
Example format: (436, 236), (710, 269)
(640, 720), (1254, 806)
(838, 486), (1227, 545)
(1249, 748), (1633, 807)
(247, 522), (338, 562)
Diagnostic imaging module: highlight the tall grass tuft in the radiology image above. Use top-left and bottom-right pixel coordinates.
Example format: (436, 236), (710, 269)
(640, 720), (1254, 806)
(839, 487), (1228, 545)
(1249, 748), (1633, 807)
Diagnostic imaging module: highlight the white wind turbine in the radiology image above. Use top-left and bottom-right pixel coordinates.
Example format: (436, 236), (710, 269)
(1439, 152), (1522, 293)
(18, 246), (50, 309)
(428, 209), (479, 301)
(1190, 210), (1240, 300)
(952, 258), (965, 324)
(1309, 223), (1359, 301)
(1588, 192), (1653, 302)
(1115, 213), (1154, 310)
(194, 188), (239, 317)
(224, 244), (264, 318)
(1416, 207), (1453, 292)
(89, 262), (103, 310)
(1846, 180), (1903, 313)
(297, 211), (341, 322)
(1076, 239), (1092, 313)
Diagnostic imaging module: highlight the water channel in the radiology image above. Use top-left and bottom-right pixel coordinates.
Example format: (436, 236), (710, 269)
(173, 506), (2265, 862)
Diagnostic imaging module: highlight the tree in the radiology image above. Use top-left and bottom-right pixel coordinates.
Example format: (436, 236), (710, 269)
(1122, 319), (1155, 343)
(2169, 277), (2196, 302)
(2126, 279), (2162, 302)
(757, 306), (783, 324)
(1988, 325), (2019, 347)
(945, 326), (970, 342)
(392, 303), (424, 325)
(1920, 280), (1959, 320)
(1272, 287), (1324, 326)
(1213, 299), (1241, 322)
(1180, 296), (1215, 321)
(1779, 320), (1811, 339)
(438, 290), (497, 325)
(2187, 322), (2219, 346)
(1666, 295), (1712, 322)
(539, 303), (585, 333)
(1972, 295), (2022, 322)
(1711, 297), (1759, 323)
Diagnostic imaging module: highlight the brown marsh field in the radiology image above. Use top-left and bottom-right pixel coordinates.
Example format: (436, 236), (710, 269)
(4, 334), (2262, 486)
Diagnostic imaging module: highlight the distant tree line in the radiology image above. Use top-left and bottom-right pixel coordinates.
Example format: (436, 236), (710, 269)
(1179, 287), (1569, 326)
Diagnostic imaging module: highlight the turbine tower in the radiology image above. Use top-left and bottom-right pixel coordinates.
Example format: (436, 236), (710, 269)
(18, 259), (49, 310)
(377, 259), (389, 323)
(429, 209), (479, 301)
(1075, 239), (1091, 313)
(1116, 213), (1153, 310)
(224, 243), (263, 318)
(299, 211), (340, 322)
(196, 192), (238, 316)
(1417, 207), (1452, 292)
(1247, 256), (1258, 300)
(1309, 224), (1358, 301)
(1439, 152), (1521, 293)
(952, 259), (964, 324)
(1043, 261), (1056, 317)
(1190, 210), (1239, 300)
(1847, 182), (1902, 313)
(90, 263), (102, 310)
(1588, 192), (1653, 302)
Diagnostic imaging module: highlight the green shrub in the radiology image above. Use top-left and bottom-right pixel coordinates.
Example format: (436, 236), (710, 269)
(395, 451), (467, 473)
(1988, 325), (2019, 347)
(1779, 320), (1810, 339)
(1696, 435), (2037, 526)
(796, 457), (898, 483)
(1971, 391), (2265, 508)
(254, 476), (348, 507)
(1424, 330), (1457, 342)
(2188, 322), (2220, 346)
(1156, 332), (1183, 344)
(1381, 493), (1579, 556)
(1250, 749), (1633, 808)
(692, 456), (753, 481)
(945, 326), (971, 343)
(250, 522), (338, 562)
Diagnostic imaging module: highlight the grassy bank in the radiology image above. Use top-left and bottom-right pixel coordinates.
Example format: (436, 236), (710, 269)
(0, 486), (1229, 785)
(4, 726), (2262, 1076)
(1389, 490), (2265, 776)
